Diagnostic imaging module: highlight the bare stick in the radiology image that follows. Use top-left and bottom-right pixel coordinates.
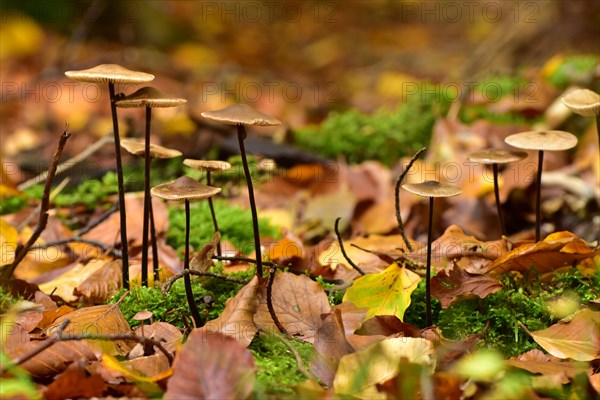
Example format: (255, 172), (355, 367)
(334, 217), (365, 276)
(266, 267), (287, 335)
(395, 147), (426, 252)
(161, 269), (248, 295)
(2, 129), (71, 283)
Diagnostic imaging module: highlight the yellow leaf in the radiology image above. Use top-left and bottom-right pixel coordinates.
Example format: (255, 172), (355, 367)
(39, 259), (110, 302)
(343, 263), (421, 321)
(0, 218), (18, 265)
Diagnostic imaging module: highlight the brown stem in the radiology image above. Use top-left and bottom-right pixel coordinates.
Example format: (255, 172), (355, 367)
(184, 199), (202, 327)
(266, 268), (287, 335)
(141, 106), (152, 287)
(334, 217), (365, 275)
(206, 171), (222, 257)
(535, 150), (544, 242)
(425, 196), (434, 327)
(492, 163), (506, 237)
(109, 81), (129, 289)
(395, 147), (426, 252)
(150, 199), (160, 283)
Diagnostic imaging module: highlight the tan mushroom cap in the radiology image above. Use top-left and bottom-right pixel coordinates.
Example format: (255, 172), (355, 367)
(505, 130), (578, 151)
(183, 159), (232, 172)
(65, 64), (154, 84)
(402, 180), (462, 198)
(132, 310), (153, 321)
(560, 88), (600, 117)
(151, 176), (221, 201)
(120, 138), (182, 159)
(201, 104), (281, 126)
(115, 87), (187, 108)
(467, 148), (528, 164)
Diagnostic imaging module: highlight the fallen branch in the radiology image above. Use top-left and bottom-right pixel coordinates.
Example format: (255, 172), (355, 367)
(395, 147), (426, 252)
(334, 217), (365, 276)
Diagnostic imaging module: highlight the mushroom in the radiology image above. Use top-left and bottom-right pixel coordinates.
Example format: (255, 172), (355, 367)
(561, 88), (600, 164)
(467, 148), (527, 237)
(65, 64), (154, 289)
(116, 87), (186, 287)
(504, 130), (578, 241)
(121, 138), (182, 282)
(402, 180), (462, 327)
(183, 159), (232, 257)
(151, 176), (221, 327)
(200, 104), (281, 277)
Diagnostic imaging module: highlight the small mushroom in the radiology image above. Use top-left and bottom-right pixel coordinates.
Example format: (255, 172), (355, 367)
(121, 138), (182, 282)
(151, 176), (221, 327)
(561, 88), (600, 165)
(467, 148), (527, 237)
(505, 130), (578, 242)
(65, 64), (155, 290)
(402, 180), (462, 327)
(183, 159), (232, 256)
(200, 104), (281, 278)
(117, 87), (186, 287)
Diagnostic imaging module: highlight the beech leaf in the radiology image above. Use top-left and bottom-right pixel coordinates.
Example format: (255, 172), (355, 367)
(431, 263), (502, 308)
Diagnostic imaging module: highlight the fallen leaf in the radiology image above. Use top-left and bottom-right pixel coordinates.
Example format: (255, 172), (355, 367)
(343, 263), (421, 322)
(431, 263), (502, 308)
(355, 315), (421, 338)
(334, 301), (368, 335)
(164, 331), (256, 400)
(42, 361), (106, 400)
(37, 305), (74, 331)
(38, 259), (110, 303)
(521, 308), (600, 361)
(74, 260), (122, 303)
(122, 352), (171, 380)
(506, 349), (586, 384)
(0, 218), (18, 265)
(255, 272), (331, 343)
(133, 321), (183, 355)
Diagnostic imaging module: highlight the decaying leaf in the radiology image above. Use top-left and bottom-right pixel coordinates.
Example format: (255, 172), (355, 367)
(431, 263), (502, 308)
(255, 271), (331, 343)
(506, 349), (587, 384)
(74, 260), (122, 303)
(38, 259), (110, 303)
(343, 263), (421, 322)
(164, 331), (256, 400)
(42, 361), (107, 400)
(133, 321), (183, 354)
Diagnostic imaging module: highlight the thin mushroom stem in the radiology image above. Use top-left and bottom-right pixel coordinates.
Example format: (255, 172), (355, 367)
(141, 106), (152, 287)
(395, 147), (426, 252)
(108, 81), (129, 289)
(206, 171), (222, 256)
(237, 124), (263, 277)
(184, 199), (202, 327)
(535, 150), (544, 242)
(150, 200), (160, 283)
(425, 196), (434, 327)
(492, 163), (506, 237)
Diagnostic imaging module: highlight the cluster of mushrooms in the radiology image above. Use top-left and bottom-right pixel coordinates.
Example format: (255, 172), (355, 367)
(64, 64), (599, 328)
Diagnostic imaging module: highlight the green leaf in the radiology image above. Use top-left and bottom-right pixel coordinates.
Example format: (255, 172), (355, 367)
(342, 263), (421, 322)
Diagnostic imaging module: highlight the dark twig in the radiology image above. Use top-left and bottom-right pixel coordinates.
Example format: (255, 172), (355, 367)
(266, 268), (287, 335)
(79, 201), (119, 236)
(161, 269), (249, 295)
(31, 238), (120, 257)
(334, 217), (365, 276)
(395, 147), (426, 252)
(2, 129), (71, 283)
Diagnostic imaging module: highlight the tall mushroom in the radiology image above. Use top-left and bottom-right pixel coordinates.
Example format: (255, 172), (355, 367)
(402, 180), (462, 327)
(65, 64), (154, 289)
(120, 138), (182, 283)
(183, 159), (232, 257)
(504, 130), (578, 242)
(200, 104), (281, 277)
(151, 176), (221, 327)
(116, 87), (186, 287)
(561, 88), (600, 165)
(467, 148), (527, 237)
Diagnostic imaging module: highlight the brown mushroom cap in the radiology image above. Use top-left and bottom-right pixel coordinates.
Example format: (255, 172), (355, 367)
(467, 148), (528, 164)
(560, 88), (600, 117)
(121, 138), (182, 159)
(402, 180), (462, 198)
(151, 176), (221, 201)
(504, 130), (578, 151)
(132, 310), (153, 321)
(200, 104), (281, 126)
(65, 64), (154, 84)
(183, 159), (232, 173)
(115, 87), (186, 108)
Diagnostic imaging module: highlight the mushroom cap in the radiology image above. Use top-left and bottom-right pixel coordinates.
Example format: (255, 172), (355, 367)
(504, 130), (578, 151)
(151, 176), (221, 201)
(120, 138), (182, 159)
(183, 159), (232, 173)
(200, 104), (281, 126)
(65, 64), (154, 84)
(115, 86), (187, 108)
(402, 180), (462, 198)
(467, 148), (528, 165)
(132, 310), (153, 321)
(560, 88), (600, 117)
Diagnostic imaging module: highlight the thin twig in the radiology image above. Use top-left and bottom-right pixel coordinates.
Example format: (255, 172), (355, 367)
(18, 134), (112, 191)
(334, 217), (365, 276)
(266, 268), (287, 335)
(79, 201), (119, 236)
(161, 269), (248, 295)
(395, 147), (427, 252)
(2, 129), (71, 283)
(30, 238), (120, 257)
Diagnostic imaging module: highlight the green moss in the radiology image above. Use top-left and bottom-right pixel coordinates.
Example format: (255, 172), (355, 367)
(250, 333), (313, 398)
(167, 199), (281, 256)
(0, 195), (27, 215)
(0, 286), (22, 313)
(546, 55), (598, 89)
(294, 84), (451, 165)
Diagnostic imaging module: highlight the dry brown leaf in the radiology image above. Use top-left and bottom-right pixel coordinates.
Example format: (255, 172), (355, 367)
(133, 321), (183, 355)
(42, 361), (107, 400)
(334, 301), (368, 335)
(47, 303), (133, 356)
(255, 272), (331, 343)
(484, 231), (598, 276)
(431, 263), (503, 308)
(164, 331), (256, 400)
(122, 352), (171, 378)
(201, 276), (259, 347)
(506, 349), (586, 384)
(356, 315), (421, 338)
(74, 260), (122, 303)
(14, 308), (44, 332)
(37, 305), (75, 331)
(38, 259), (109, 302)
